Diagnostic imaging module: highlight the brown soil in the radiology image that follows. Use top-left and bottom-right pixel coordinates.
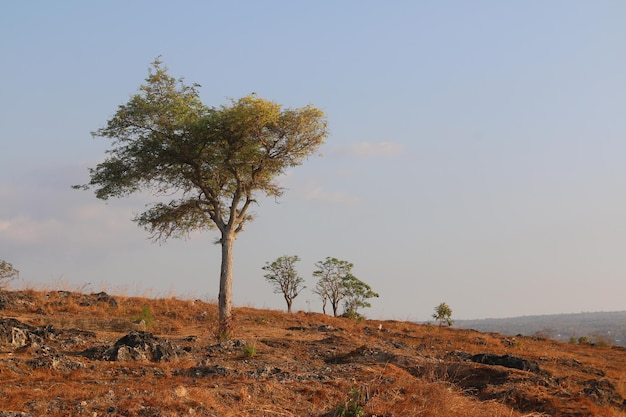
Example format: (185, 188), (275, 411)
(1, 289), (625, 416)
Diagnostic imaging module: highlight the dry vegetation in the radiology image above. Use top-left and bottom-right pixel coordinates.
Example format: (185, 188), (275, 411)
(1, 289), (625, 416)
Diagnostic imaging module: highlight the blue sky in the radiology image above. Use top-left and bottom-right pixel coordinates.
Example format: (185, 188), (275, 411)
(2, 1), (626, 321)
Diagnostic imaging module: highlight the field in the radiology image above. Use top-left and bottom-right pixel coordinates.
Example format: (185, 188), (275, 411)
(1, 289), (625, 416)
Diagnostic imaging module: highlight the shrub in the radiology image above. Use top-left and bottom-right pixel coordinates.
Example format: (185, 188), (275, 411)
(132, 305), (155, 328)
(432, 302), (454, 327)
(242, 344), (257, 358)
(338, 387), (366, 417)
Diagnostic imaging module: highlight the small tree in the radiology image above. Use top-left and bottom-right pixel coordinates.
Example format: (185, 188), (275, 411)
(313, 257), (353, 317)
(0, 260), (19, 290)
(262, 255), (305, 313)
(341, 275), (379, 318)
(432, 302), (454, 327)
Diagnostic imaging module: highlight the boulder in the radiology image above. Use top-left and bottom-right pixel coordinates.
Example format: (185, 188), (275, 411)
(0, 318), (44, 347)
(470, 353), (541, 373)
(583, 379), (624, 407)
(103, 331), (178, 362)
(92, 291), (118, 308)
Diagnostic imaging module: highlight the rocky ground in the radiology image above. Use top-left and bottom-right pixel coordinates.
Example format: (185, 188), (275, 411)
(1, 289), (625, 416)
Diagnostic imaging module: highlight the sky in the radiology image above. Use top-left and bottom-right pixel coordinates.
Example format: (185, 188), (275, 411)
(2, 1), (626, 321)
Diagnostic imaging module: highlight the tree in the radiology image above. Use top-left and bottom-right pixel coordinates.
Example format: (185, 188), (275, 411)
(341, 275), (379, 318)
(313, 257), (377, 317)
(313, 257), (352, 317)
(432, 302), (454, 327)
(74, 59), (328, 336)
(262, 255), (305, 313)
(0, 260), (19, 290)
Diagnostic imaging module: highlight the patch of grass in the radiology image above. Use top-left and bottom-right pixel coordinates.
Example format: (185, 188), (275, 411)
(132, 305), (155, 328)
(254, 316), (269, 325)
(242, 343), (257, 358)
(338, 387), (366, 417)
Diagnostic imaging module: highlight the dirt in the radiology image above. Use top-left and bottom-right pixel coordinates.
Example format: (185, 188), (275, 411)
(1, 289), (625, 416)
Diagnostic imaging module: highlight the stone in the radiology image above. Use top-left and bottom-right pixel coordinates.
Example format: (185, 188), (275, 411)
(102, 331), (178, 362)
(470, 353), (541, 373)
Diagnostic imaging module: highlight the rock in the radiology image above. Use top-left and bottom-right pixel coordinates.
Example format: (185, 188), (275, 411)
(25, 344), (85, 370)
(92, 291), (118, 308)
(79, 345), (109, 359)
(184, 364), (232, 377)
(248, 365), (283, 378)
(102, 331), (178, 362)
(0, 318), (46, 348)
(287, 326), (308, 331)
(470, 353), (541, 373)
(0, 318), (95, 350)
(0, 318), (30, 345)
(583, 379), (623, 407)
(0, 292), (11, 310)
(317, 325), (337, 332)
(206, 339), (247, 354)
(11, 327), (32, 348)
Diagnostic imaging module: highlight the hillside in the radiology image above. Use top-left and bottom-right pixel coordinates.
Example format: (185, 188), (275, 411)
(1, 290), (626, 416)
(457, 311), (626, 346)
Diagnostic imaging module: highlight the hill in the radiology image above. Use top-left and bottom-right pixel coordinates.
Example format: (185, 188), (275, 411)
(456, 311), (626, 346)
(1, 289), (626, 416)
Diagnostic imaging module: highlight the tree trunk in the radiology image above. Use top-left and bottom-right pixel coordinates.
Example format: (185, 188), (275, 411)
(218, 232), (235, 338)
(286, 299), (292, 314)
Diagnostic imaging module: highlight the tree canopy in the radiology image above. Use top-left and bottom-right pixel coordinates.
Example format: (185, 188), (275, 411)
(75, 59), (328, 335)
(341, 275), (379, 318)
(432, 302), (454, 327)
(262, 255), (305, 313)
(313, 257), (377, 318)
(0, 260), (19, 290)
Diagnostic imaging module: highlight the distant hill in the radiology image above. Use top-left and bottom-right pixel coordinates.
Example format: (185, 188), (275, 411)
(455, 311), (626, 346)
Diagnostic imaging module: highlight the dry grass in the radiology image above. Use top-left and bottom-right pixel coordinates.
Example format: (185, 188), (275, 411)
(1, 289), (626, 416)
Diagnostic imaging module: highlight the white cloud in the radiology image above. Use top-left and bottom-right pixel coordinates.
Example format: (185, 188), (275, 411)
(333, 141), (404, 158)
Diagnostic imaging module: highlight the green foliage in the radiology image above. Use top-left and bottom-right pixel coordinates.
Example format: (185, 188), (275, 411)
(337, 388), (366, 417)
(0, 260), (19, 290)
(74, 57), (328, 335)
(242, 343), (257, 358)
(432, 302), (454, 327)
(341, 310), (365, 320)
(569, 335), (611, 347)
(263, 255), (305, 313)
(132, 305), (155, 328)
(313, 257), (377, 317)
(341, 275), (379, 318)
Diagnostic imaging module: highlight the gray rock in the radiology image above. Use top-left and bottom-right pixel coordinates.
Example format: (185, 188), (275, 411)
(470, 353), (541, 373)
(102, 331), (178, 362)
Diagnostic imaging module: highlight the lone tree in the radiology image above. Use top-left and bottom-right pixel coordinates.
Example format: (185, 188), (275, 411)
(432, 302), (454, 327)
(262, 255), (305, 313)
(74, 59), (328, 336)
(341, 275), (379, 318)
(313, 257), (377, 317)
(0, 260), (19, 290)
